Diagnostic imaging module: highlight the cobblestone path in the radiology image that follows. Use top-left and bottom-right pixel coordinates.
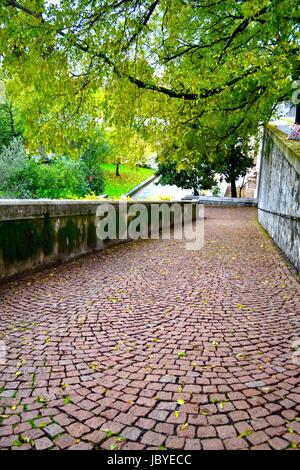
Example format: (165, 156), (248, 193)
(0, 207), (299, 450)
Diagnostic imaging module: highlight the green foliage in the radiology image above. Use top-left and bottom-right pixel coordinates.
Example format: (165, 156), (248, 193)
(0, 138), (104, 199)
(211, 185), (221, 197)
(34, 158), (90, 199)
(0, 0), (297, 158)
(215, 137), (256, 196)
(0, 137), (37, 198)
(80, 133), (110, 194)
(0, 0), (298, 180)
(216, 138), (255, 184)
(101, 163), (154, 198)
(0, 101), (24, 150)
(80, 140), (111, 170)
(156, 158), (216, 195)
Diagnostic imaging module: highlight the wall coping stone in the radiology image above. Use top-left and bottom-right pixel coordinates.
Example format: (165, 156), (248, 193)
(0, 199), (197, 222)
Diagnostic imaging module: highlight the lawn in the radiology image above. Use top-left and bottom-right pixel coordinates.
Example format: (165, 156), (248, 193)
(101, 163), (154, 198)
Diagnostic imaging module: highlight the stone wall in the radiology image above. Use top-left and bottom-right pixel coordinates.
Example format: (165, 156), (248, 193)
(182, 195), (257, 206)
(258, 124), (300, 271)
(0, 200), (198, 282)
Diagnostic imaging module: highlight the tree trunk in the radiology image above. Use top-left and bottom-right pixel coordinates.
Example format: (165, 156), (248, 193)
(193, 187), (199, 196)
(295, 103), (300, 124)
(231, 180), (237, 198)
(239, 176), (245, 198)
(116, 162), (120, 176)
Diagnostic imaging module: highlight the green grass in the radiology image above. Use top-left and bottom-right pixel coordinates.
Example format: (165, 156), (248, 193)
(101, 163), (154, 198)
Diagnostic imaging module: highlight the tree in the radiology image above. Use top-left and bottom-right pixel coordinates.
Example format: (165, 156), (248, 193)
(79, 127), (111, 192)
(156, 158), (216, 196)
(215, 138), (255, 198)
(0, 100), (23, 150)
(0, 0), (298, 158)
(107, 125), (153, 176)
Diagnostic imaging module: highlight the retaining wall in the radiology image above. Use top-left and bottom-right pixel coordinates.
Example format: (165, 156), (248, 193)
(258, 124), (300, 271)
(0, 200), (198, 281)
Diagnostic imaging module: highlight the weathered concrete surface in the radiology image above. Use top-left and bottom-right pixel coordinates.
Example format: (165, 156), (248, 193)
(0, 207), (299, 450)
(258, 124), (300, 271)
(182, 195), (257, 207)
(0, 200), (197, 282)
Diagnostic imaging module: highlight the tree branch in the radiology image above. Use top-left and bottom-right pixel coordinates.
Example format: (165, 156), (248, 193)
(123, 0), (160, 51)
(3, 0), (262, 102)
(4, 0), (44, 21)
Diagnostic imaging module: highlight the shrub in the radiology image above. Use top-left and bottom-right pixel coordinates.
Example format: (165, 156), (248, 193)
(0, 138), (105, 199)
(211, 185), (221, 197)
(80, 144), (106, 195)
(0, 137), (37, 198)
(34, 158), (89, 199)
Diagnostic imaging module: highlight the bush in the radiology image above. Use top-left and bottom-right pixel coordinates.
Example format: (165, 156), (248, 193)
(80, 143), (106, 195)
(0, 137), (37, 198)
(0, 138), (105, 199)
(34, 158), (89, 199)
(80, 160), (105, 196)
(211, 185), (221, 197)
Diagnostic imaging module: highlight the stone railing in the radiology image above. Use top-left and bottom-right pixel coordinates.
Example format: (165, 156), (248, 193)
(258, 124), (300, 271)
(0, 199), (198, 282)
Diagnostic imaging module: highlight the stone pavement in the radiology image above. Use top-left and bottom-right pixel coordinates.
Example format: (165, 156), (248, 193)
(0, 207), (299, 451)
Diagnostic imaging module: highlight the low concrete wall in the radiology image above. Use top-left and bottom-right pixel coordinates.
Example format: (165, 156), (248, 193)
(0, 199), (198, 282)
(182, 195), (257, 207)
(258, 124), (300, 271)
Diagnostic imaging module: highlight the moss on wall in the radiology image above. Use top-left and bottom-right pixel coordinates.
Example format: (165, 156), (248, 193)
(265, 136), (273, 161)
(57, 219), (82, 254)
(42, 213), (55, 256)
(0, 213), (56, 263)
(87, 222), (97, 248)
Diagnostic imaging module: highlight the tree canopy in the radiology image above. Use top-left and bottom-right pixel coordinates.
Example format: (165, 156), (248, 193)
(156, 155), (216, 195)
(0, 100), (24, 150)
(0, 0), (299, 160)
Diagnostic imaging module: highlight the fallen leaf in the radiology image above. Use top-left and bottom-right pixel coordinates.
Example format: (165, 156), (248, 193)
(238, 429), (253, 438)
(179, 423), (189, 431)
(63, 396), (73, 405)
(177, 351), (186, 359)
(236, 304), (246, 310)
(236, 352), (249, 361)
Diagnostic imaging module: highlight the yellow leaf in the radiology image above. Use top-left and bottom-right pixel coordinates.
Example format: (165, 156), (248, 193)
(179, 423), (189, 431)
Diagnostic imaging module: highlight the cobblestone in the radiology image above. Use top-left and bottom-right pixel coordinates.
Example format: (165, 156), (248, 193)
(0, 208), (299, 450)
